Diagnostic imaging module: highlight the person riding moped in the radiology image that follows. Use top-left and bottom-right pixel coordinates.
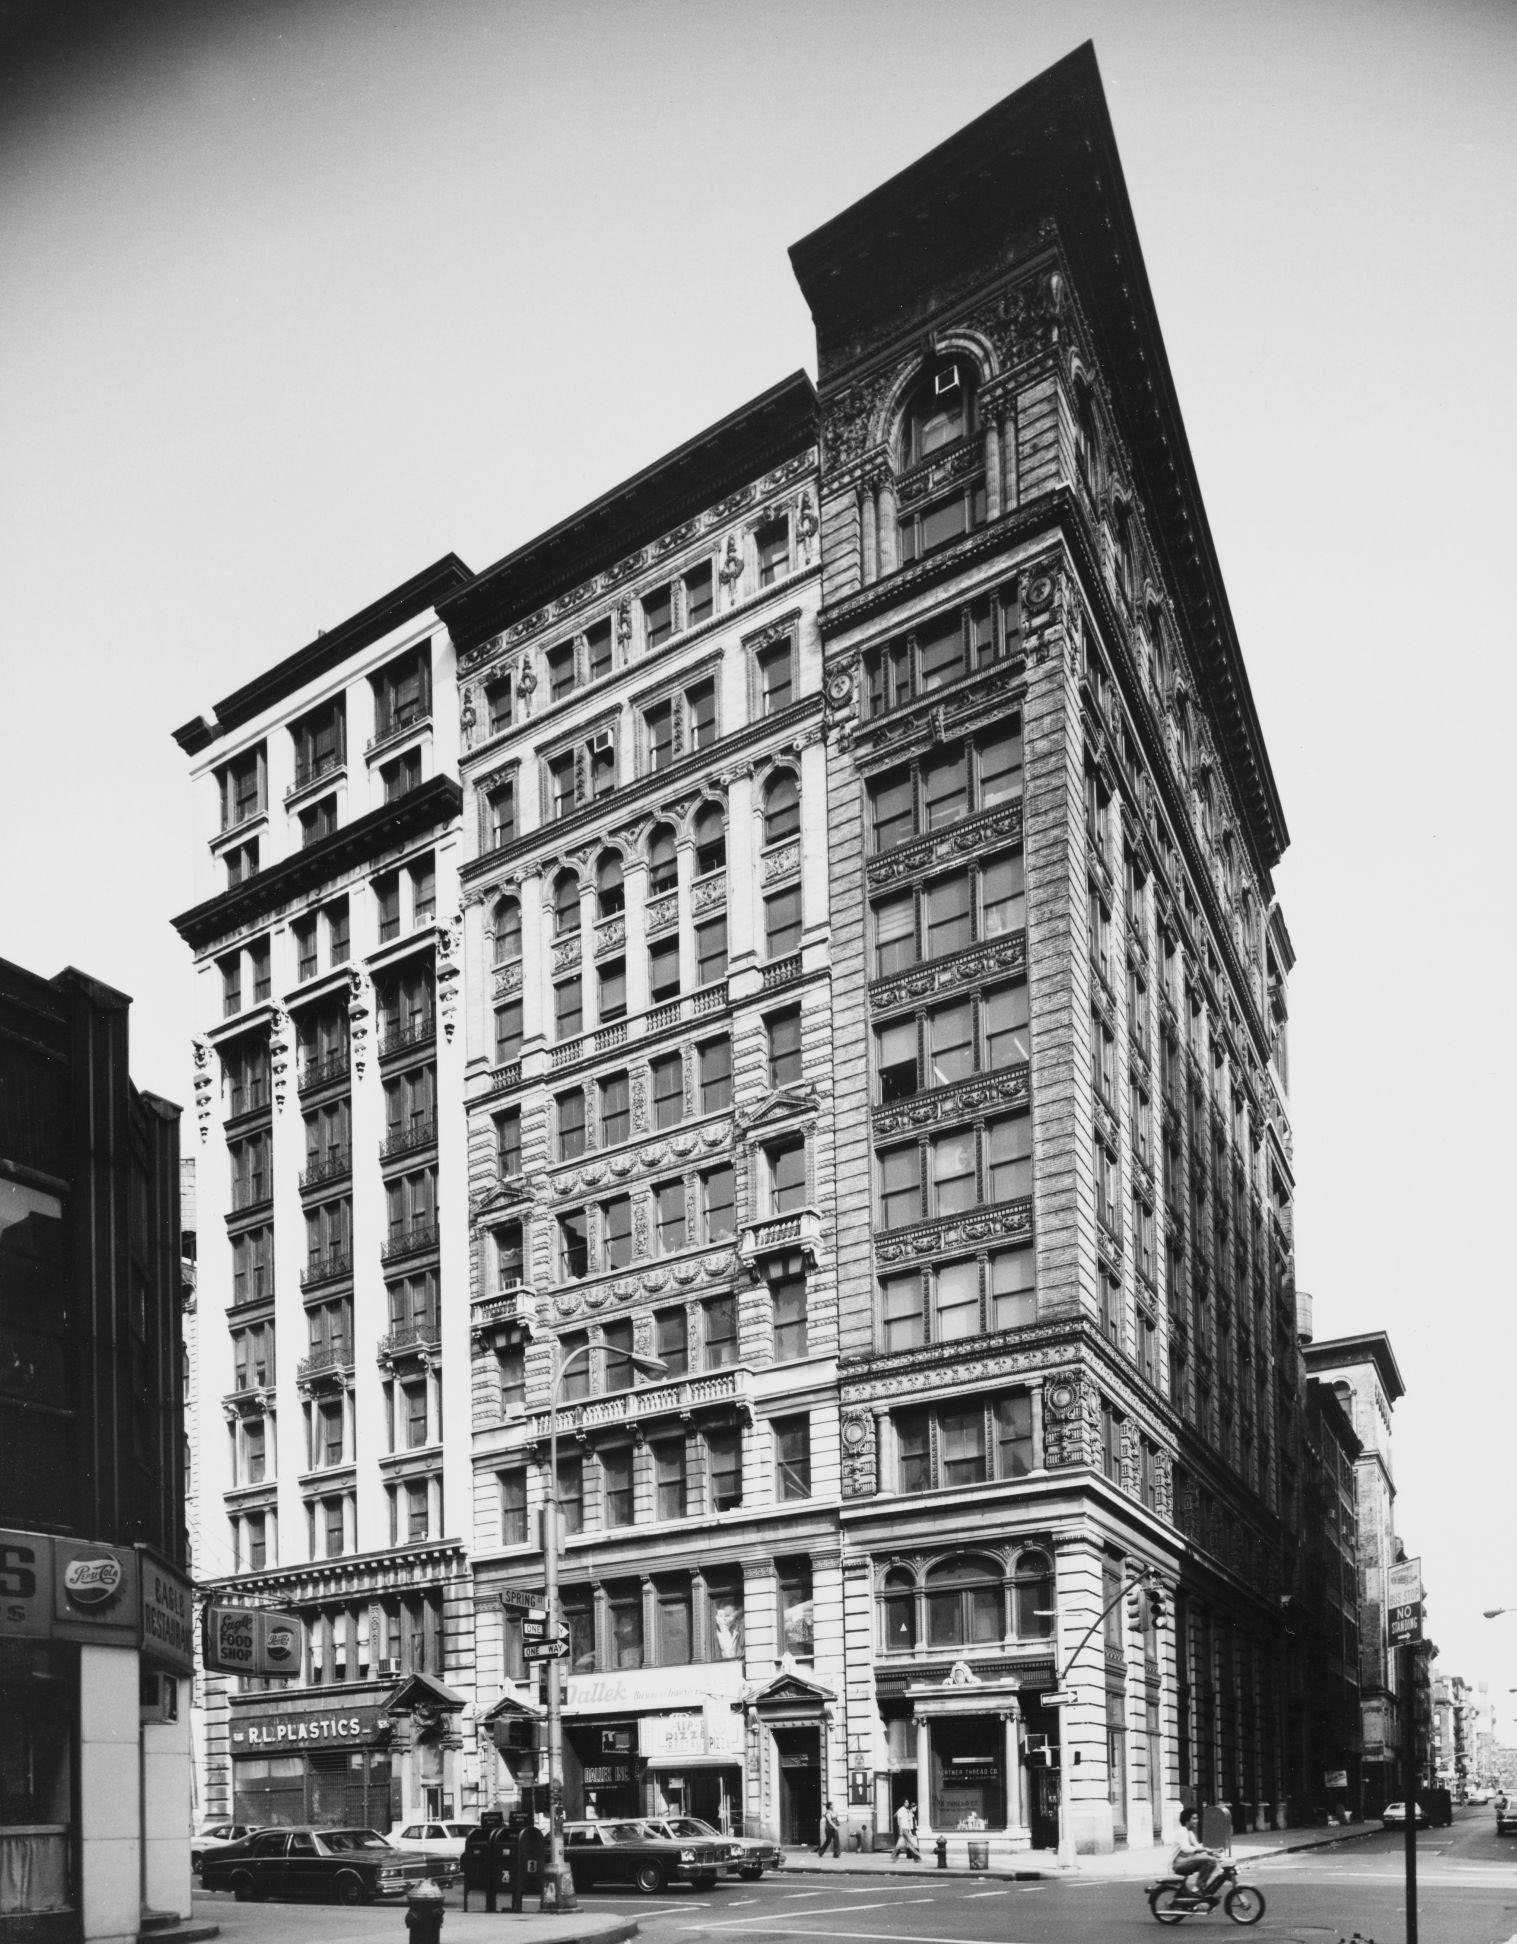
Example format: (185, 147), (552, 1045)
(1170, 1806), (1225, 1900)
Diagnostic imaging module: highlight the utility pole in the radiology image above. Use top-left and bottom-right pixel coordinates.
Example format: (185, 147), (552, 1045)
(1400, 1640), (1418, 1944)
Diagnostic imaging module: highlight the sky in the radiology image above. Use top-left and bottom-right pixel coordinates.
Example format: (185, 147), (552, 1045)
(4, 0), (1515, 1721)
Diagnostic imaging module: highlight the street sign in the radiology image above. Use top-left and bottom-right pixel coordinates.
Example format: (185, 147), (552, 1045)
(522, 1610), (558, 1642)
(499, 1588), (545, 1611)
(523, 1636), (570, 1661)
(1389, 1557), (1423, 1645)
(1044, 1689), (1075, 1707)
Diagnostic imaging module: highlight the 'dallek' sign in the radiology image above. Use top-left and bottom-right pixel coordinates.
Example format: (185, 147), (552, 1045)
(203, 1603), (302, 1679)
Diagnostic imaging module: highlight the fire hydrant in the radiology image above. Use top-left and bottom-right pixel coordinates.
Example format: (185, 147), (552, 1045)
(405, 1880), (445, 1944)
(934, 1836), (948, 1869)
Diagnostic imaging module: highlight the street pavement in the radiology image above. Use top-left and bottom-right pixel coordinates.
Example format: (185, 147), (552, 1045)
(187, 1810), (1517, 1944)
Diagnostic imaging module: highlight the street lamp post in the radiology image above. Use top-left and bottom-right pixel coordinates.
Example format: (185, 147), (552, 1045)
(539, 1339), (666, 1914)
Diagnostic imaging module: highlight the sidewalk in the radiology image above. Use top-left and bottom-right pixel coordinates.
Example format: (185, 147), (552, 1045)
(189, 1888), (639, 1944)
(781, 1818), (1386, 1882)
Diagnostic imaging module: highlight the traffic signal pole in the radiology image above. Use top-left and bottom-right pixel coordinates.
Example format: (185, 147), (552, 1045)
(1052, 1569), (1163, 1864)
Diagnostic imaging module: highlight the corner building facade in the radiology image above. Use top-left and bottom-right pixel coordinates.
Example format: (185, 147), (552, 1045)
(176, 45), (1308, 1858)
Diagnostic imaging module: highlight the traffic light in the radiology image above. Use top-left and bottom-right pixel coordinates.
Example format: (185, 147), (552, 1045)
(1147, 1585), (1166, 1626)
(1126, 1585), (1144, 1628)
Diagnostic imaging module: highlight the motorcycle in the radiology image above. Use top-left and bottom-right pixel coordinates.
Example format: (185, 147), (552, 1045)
(1147, 1861), (1265, 1925)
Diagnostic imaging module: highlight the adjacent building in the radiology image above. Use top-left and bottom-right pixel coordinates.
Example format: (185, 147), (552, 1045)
(175, 43), (1311, 1856)
(1301, 1330), (1407, 1815)
(0, 956), (192, 1944)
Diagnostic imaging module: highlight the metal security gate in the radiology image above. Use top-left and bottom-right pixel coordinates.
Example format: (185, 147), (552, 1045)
(234, 1750), (392, 1827)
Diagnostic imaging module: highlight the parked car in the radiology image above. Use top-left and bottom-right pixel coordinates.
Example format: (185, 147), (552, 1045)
(1467, 1786), (1492, 1805)
(562, 1818), (726, 1893)
(643, 1815), (782, 1880)
(1381, 1801), (1428, 1829)
(388, 1820), (477, 1865)
(1497, 1792), (1517, 1835)
(199, 1826), (448, 1903)
(190, 1823), (258, 1873)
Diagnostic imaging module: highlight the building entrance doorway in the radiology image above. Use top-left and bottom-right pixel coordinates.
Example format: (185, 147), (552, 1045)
(773, 1728), (820, 1846)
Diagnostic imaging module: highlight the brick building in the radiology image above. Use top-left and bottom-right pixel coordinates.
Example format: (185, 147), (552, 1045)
(176, 43), (1311, 1855)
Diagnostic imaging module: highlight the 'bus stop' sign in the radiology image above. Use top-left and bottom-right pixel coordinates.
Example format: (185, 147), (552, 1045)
(1388, 1557), (1423, 1644)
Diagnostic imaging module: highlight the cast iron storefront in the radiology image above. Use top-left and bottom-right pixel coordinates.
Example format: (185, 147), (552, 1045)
(229, 1699), (394, 1828)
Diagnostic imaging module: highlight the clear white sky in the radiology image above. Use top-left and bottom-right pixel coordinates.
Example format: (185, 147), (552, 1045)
(4, 0), (1514, 1720)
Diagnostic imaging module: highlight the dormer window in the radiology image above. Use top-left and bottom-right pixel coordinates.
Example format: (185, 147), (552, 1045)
(901, 359), (976, 468)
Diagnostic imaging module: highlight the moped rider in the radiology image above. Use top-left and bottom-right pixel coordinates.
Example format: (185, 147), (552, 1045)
(1171, 1806), (1225, 1899)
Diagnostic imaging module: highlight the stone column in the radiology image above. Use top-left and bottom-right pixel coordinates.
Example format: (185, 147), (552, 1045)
(984, 417), (1002, 522)
(624, 857), (651, 1017)
(877, 478), (899, 576)
(861, 487), (878, 587)
(1002, 1704), (1025, 1834)
(1000, 403), (1018, 511)
(915, 1716), (933, 1832)
(518, 869), (545, 1045)
(798, 735), (830, 947)
(724, 771), (759, 971)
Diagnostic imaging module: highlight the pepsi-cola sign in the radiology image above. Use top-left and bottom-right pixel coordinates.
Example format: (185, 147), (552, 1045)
(63, 1552), (125, 1608)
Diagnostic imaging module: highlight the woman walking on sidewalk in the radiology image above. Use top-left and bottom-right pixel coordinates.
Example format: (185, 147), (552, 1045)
(817, 1802), (842, 1858)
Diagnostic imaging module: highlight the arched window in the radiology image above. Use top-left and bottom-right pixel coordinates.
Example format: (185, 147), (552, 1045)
(762, 772), (800, 847)
(647, 824), (678, 897)
(924, 1554), (1002, 1648)
(491, 896), (521, 967)
(595, 851), (624, 920)
(1147, 603), (1167, 696)
(900, 360), (977, 468)
(1011, 1548), (1054, 1639)
(1074, 377), (1099, 496)
(1112, 501), (1136, 607)
(552, 869), (580, 937)
(693, 803), (726, 877)
(882, 1567), (917, 1652)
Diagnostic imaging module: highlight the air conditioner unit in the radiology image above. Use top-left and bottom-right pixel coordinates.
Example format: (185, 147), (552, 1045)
(376, 1658), (401, 1676)
(589, 730), (615, 755)
(934, 365), (961, 396)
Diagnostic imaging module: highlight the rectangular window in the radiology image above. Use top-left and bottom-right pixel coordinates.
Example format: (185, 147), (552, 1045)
(933, 1258), (981, 1341)
(375, 874), (400, 943)
(880, 1272), (924, 1353)
(868, 770), (914, 853)
(219, 746), (265, 829)
(486, 777), (516, 849)
(650, 1052), (683, 1130)
(981, 851), (1025, 938)
(585, 617), (612, 681)
(497, 1339), (525, 1416)
(299, 795), (338, 846)
(653, 1437), (686, 1520)
(695, 915), (728, 987)
(873, 893), (917, 979)
(978, 721), (1024, 808)
(548, 750), (576, 818)
(877, 1146), (920, 1230)
(294, 917), (318, 982)
(987, 1114), (1032, 1203)
(292, 702), (343, 788)
(766, 1008), (802, 1087)
(494, 1000), (523, 1064)
(410, 857), (435, 927)
(989, 1247), (1035, 1330)
(688, 676), (717, 747)
(558, 1453), (584, 1535)
(495, 1108), (522, 1178)
(774, 1415), (811, 1499)
(602, 1446), (634, 1528)
(922, 748), (968, 829)
(698, 1037), (731, 1112)
(485, 674), (513, 737)
(924, 872), (971, 960)
(756, 517), (790, 586)
(757, 637), (794, 714)
(597, 956), (626, 1023)
(703, 1293), (738, 1369)
(554, 977), (582, 1042)
(599, 1071), (630, 1146)
(897, 1409), (930, 1491)
(778, 1561), (813, 1660)
(646, 698), (675, 772)
(657, 1581), (692, 1664)
(654, 1178), (687, 1254)
(984, 983), (1031, 1070)
(559, 1211), (589, 1280)
(602, 1317), (634, 1393)
(995, 1393), (1033, 1478)
(927, 999), (974, 1086)
(767, 1137), (806, 1213)
(707, 1428), (742, 1511)
(643, 584), (674, 648)
(602, 1195), (633, 1271)
(381, 747), (423, 802)
(701, 1165), (735, 1242)
(939, 1403), (988, 1486)
(500, 1468), (528, 1545)
(557, 1089), (586, 1160)
(684, 561), (714, 628)
(916, 610), (966, 693)
(374, 648), (430, 735)
(655, 1306), (688, 1377)
(764, 885), (802, 959)
(875, 1016), (918, 1103)
(546, 642), (576, 703)
(771, 1259), (807, 1361)
(649, 935), (680, 1002)
(325, 897), (350, 965)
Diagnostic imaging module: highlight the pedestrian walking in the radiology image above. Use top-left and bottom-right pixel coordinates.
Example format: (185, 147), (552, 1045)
(892, 1800), (921, 1861)
(817, 1801), (841, 1858)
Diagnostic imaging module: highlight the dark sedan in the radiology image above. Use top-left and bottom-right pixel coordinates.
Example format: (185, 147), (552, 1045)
(563, 1818), (726, 1893)
(200, 1827), (446, 1904)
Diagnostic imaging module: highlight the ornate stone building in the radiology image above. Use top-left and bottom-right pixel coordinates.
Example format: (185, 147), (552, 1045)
(174, 44), (1310, 1856)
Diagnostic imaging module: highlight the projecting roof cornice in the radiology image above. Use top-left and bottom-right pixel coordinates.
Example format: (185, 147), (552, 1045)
(789, 41), (1287, 871)
(171, 775), (462, 952)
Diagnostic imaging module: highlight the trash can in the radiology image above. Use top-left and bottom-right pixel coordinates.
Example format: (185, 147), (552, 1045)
(966, 1841), (989, 1872)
